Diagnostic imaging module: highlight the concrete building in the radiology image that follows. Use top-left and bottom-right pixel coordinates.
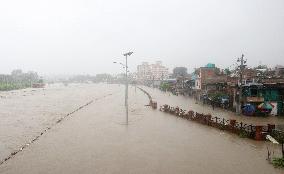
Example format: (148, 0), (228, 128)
(191, 63), (228, 100)
(137, 62), (151, 81)
(194, 64), (225, 91)
(275, 65), (284, 78)
(150, 61), (169, 80)
(137, 61), (169, 81)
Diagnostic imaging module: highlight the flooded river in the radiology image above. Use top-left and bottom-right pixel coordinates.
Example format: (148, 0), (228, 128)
(0, 84), (283, 173)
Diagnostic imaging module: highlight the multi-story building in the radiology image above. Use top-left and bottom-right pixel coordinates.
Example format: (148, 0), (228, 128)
(150, 61), (169, 80)
(137, 61), (169, 81)
(137, 62), (151, 80)
(194, 64), (226, 91)
(192, 63), (228, 100)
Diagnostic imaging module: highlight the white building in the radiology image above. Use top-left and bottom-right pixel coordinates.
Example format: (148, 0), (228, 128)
(137, 61), (169, 81)
(137, 62), (151, 80)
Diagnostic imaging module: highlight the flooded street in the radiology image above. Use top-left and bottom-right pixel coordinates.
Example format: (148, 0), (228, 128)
(145, 87), (284, 126)
(0, 84), (283, 174)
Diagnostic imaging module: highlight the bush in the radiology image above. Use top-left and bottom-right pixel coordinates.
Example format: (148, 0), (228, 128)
(0, 83), (30, 91)
(218, 123), (226, 130)
(239, 130), (249, 138)
(208, 92), (228, 102)
(160, 83), (170, 91)
(272, 157), (284, 168)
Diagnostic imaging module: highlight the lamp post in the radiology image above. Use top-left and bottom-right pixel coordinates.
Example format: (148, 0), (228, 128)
(114, 51), (133, 125)
(123, 51), (133, 125)
(113, 61), (128, 106)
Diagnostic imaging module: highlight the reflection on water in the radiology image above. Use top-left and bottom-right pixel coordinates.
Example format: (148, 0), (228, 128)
(0, 84), (282, 174)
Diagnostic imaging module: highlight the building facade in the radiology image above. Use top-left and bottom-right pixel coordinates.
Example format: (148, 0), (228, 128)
(137, 61), (169, 81)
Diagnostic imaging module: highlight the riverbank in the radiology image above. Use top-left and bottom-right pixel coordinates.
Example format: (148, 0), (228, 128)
(140, 86), (284, 127)
(139, 86), (284, 169)
(0, 83), (30, 91)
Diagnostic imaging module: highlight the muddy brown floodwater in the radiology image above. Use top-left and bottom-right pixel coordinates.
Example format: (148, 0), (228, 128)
(0, 84), (283, 174)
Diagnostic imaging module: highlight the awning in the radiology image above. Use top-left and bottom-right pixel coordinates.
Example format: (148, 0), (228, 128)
(266, 135), (279, 144)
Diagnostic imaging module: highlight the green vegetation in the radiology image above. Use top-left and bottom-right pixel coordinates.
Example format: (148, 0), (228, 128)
(208, 92), (228, 102)
(0, 69), (40, 91)
(160, 82), (170, 91)
(0, 83), (30, 91)
(271, 129), (284, 162)
(219, 124), (226, 130)
(272, 157), (284, 168)
(239, 130), (250, 138)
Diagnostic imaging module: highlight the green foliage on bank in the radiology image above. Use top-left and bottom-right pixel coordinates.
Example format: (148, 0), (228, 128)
(272, 157), (284, 168)
(239, 130), (250, 138)
(0, 69), (40, 91)
(0, 82), (31, 91)
(271, 130), (284, 145)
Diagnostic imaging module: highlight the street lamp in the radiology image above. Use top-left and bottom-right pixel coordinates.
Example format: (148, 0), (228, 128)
(113, 62), (127, 69)
(123, 51), (133, 125)
(114, 51), (133, 125)
(113, 61), (129, 80)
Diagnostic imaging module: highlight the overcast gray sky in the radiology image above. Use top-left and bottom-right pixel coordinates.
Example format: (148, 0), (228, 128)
(0, 0), (284, 75)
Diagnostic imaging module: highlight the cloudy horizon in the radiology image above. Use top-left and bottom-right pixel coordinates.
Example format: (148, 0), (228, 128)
(1, 0), (284, 75)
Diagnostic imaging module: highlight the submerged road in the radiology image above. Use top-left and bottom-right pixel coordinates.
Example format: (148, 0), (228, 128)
(0, 84), (283, 174)
(144, 86), (284, 126)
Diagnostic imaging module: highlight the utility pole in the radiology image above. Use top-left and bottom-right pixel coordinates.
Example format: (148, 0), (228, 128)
(236, 54), (247, 115)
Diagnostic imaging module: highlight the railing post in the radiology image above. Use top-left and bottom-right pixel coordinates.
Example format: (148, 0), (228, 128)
(229, 119), (236, 132)
(267, 124), (275, 134)
(151, 101), (157, 109)
(255, 125), (263, 141)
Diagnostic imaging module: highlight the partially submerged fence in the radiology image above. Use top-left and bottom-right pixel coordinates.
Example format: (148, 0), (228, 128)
(138, 87), (157, 109)
(159, 104), (278, 141)
(137, 87), (283, 142)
